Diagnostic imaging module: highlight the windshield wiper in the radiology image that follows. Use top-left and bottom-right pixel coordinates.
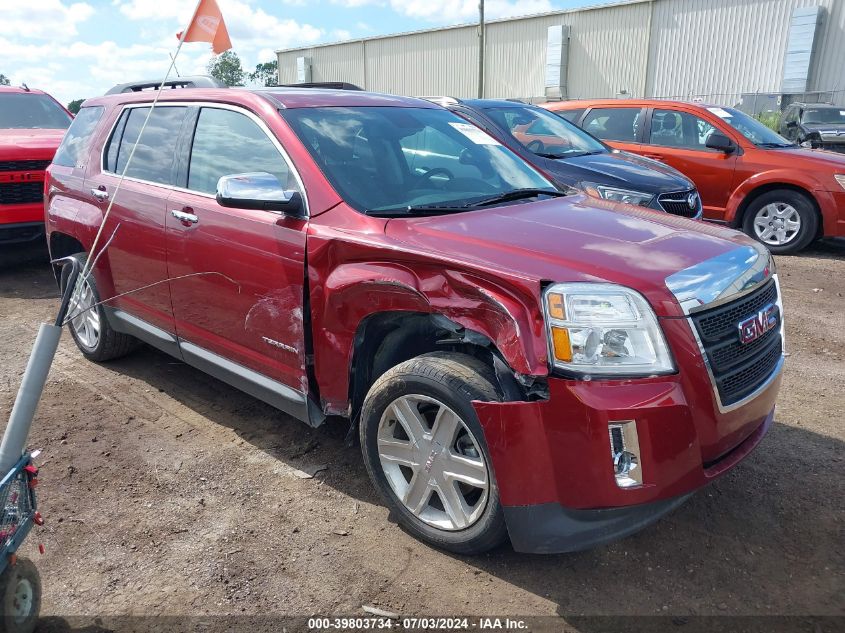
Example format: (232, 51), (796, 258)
(757, 142), (797, 148)
(535, 150), (603, 159)
(462, 188), (567, 208)
(368, 204), (469, 217)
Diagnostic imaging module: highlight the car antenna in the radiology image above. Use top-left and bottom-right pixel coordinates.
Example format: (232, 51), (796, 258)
(21, 83), (29, 92)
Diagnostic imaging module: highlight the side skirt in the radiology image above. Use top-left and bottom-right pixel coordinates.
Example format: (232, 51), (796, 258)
(106, 308), (315, 425)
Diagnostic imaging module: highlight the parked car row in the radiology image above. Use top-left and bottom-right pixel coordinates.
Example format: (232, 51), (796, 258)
(34, 82), (792, 556)
(544, 99), (845, 254)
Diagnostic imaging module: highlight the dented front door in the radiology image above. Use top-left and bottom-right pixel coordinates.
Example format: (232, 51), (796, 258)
(165, 105), (308, 395)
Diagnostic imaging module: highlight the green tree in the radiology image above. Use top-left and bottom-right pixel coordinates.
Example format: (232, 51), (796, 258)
(67, 99), (84, 115)
(249, 60), (278, 87)
(207, 50), (244, 87)
(0, 74), (10, 86)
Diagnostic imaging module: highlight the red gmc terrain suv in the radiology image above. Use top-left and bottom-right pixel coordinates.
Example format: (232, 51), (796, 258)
(0, 86), (72, 251)
(45, 87), (785, 554)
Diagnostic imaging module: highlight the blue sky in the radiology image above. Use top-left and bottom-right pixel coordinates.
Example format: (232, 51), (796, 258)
(2, 0), (610, 106)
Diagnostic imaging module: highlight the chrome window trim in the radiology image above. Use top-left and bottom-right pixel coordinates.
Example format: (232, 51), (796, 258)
(99, 100), (310, 216)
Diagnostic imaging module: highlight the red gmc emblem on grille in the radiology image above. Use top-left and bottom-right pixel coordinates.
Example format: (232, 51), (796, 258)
(738, 303), (778, 345)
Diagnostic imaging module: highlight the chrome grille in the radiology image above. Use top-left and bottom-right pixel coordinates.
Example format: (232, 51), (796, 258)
(658, 189), (700, 218)
(691, 278), (782, 406)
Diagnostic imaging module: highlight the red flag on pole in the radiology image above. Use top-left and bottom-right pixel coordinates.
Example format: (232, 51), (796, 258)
(177, 0), (232, 54)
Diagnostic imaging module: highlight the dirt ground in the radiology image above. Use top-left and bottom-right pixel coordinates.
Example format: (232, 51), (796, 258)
(0, 240), (842, 629)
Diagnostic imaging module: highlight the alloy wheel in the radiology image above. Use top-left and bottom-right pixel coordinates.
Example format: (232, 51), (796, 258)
(377, 394), (489, 531)
(68, 277), (101, 349)
(753, 202), (801, 246)
(11, 578), (33, 622)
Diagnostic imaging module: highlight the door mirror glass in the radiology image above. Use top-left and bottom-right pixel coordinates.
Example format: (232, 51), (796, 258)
(785, 120), (798, 129)
(704, 131), (735, 153)
(216, 172), (304, 216)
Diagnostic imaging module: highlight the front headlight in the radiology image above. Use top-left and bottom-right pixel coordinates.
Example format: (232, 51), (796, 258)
(543, 283), (675, 376)
(581, 182), (654, 207)
(835, 174), (845, 191)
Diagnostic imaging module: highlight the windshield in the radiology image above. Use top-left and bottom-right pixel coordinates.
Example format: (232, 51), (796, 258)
(802, 107), (845, 125)
(282, 106), (555, 214)
(483, 105), (606, 158)
(706, 106), (793, 147)
(0, 93), (72, 130)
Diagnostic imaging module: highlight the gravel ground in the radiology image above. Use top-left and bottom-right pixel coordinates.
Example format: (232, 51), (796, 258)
(0, 239), (842, 630)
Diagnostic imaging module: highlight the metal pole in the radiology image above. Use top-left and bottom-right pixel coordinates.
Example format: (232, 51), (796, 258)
(0, 259), (80, 473)
(478, 0), (485, 98)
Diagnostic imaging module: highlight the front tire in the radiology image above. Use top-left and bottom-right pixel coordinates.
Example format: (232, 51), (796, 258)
(742, 189), (818, 254)
(61, 253), (139, 362)
(360, 352), (508, 555)
(0, 557), (41, 633)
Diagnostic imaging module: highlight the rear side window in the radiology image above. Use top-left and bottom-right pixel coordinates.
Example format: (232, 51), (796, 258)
(556, 108), (585, 123)
(53, 106), (104, 168)
(187, 107), (297, 195)
(582, 107), (643, 142)
(104, 105), (188, 185)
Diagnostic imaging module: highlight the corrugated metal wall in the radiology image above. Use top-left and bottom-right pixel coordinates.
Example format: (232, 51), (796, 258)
(645, 0), (843, 103)
(276, 0), (845, 105)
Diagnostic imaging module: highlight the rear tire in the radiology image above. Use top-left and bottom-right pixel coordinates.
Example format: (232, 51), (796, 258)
(0, 557), (41, 633)
(61, 253), (139, 362)
(741, 189), (818, 254)
(360, 352), (508, 555)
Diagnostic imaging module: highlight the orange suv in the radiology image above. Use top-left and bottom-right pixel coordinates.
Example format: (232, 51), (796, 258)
(544, 99), (845, 254)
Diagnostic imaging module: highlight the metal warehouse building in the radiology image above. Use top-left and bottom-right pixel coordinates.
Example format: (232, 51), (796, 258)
(276, 0), (845, 108)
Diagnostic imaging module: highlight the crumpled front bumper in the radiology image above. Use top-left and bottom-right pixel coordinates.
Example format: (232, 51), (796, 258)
(473, 369), (777, 553)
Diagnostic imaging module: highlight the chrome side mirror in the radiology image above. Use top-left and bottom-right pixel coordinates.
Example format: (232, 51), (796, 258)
(216, 172), (304, 217)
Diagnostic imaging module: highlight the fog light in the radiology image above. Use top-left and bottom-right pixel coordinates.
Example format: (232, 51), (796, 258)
(608, 421), (643, 488)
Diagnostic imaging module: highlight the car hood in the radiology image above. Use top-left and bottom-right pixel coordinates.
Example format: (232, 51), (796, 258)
(0, 128), (65, 161)
(542, 149), (693, 194)
(385, 194), (759, 317)
(772, 146), (845, 169)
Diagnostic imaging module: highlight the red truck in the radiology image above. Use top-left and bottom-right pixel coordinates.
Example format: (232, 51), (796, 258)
(0, 86), (72, 254)
(45, 87), (784, 554)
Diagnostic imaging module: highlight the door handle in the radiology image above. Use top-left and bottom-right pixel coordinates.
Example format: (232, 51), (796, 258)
(171, 209), (199, 225)
(90, 188), (109, 202)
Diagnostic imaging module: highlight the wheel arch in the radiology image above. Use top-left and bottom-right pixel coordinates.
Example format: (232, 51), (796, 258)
(346, 311), (544, 425)
(48, 231), (86, 283)
(308, 257), (550, 419)
(730, 181), (822, 238)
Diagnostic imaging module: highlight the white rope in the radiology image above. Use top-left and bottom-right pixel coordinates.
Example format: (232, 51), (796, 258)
(78, 0), (203, 288)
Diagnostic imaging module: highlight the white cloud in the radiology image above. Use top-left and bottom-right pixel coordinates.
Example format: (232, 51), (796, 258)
(391, 0), (553, 22)
(331, 0), (553, 22)
(115, 0), (323, 52)
(0, 0), (94, 40)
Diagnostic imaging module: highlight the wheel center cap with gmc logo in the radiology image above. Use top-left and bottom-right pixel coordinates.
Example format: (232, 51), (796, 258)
(738, 302), (778, 344)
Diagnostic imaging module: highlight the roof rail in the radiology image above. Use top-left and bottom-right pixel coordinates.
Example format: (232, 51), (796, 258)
(277, 82), (362, 91)
(105, 76), (226, 95)
(417, 96), (462, 107)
